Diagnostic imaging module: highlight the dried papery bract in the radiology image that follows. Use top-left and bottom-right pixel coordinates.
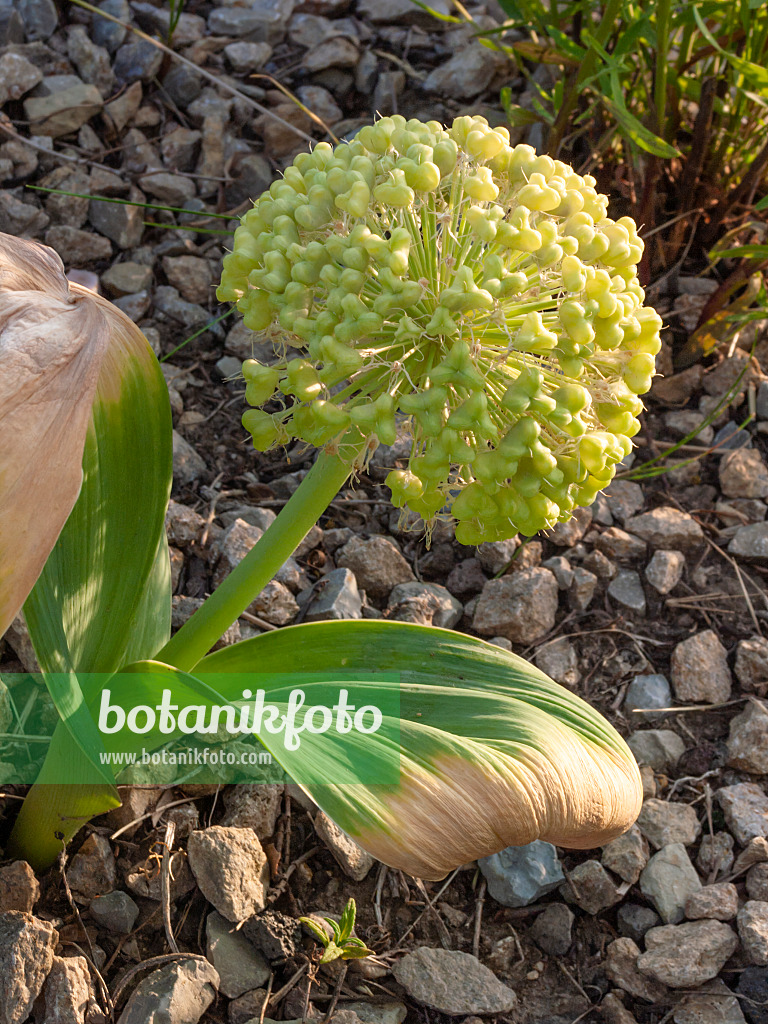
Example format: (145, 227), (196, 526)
(0, 235), (111, 637)
(220, 114), (662, 544)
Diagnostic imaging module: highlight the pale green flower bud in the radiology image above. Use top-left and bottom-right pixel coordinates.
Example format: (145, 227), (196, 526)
(219, 114), (661, 543)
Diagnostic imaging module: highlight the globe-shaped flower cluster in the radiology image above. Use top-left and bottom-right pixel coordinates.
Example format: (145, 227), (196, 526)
(218, 114), (661, 544)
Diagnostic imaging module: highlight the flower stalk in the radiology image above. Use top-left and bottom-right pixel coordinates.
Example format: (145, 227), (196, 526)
(156, 441), (359, 671)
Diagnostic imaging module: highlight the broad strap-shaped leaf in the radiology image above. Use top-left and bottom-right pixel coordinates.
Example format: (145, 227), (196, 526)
(4, 239), (173, 867)
(23, 282), (173, 673)
(101, 621), (642, 881)
(0, 234), (111, 638)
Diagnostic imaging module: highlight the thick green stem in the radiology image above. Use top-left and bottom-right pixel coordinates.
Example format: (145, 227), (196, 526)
(156, 445), (359, 672)
(7, 723), (120, 870)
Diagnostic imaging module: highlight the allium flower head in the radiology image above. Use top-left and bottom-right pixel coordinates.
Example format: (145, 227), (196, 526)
(218, 114), (661, 544)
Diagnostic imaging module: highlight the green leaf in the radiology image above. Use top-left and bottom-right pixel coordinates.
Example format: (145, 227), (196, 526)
(7, 279), (173, 868)
(692, 6), (768, 88)
(341, 944), (375, 960)
(601, 93), (682, 157)
(319, 943), (344, 964)
(339, 898), (356, 941)
(189, 621), (643, 881)
(24, 297), (172, 674)
(299, 917), (331, 946)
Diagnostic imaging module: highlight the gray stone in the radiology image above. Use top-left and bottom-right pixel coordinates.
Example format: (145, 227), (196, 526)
(116, 959), (219, 1024)
(665, 410), (714, 445)
(529, 903), (574, 955)
(303, 36), (359, 71)
(39, 954), (96, 1024)
(154, 286), (209, 328)
(314, 811), (374, 881)
(225, 41), (273, 73)
(139, 171), (196, 207)
(113, 38), (163, 85)
(247, 580), (299, 626)
(0, 52), (42, 105)
(23, 76), (103, 138)
(187, 827), (270, 923)
(206, 911), (270, 998)
(645, 550), (685, 594)
(720, 449), (768, 499)
(0, 912), (58, 1024)
(727, 701), (768, 773)
(133, 2), (205, 45)
(17, 0), (57, 39)
(713, 422), (752, 450)
(101, 261), (152, 297)
(172, 431), (207, 485)
(89, 890), (139, 934)
(718, 783), (768, 845)
(542, 555), (574, 589)
(733, 837), (768, 874)
(160, 127), (202, 172)
(545, 506), (593, 546)
(604, 936), (670, 1003)
(301, 568), (362, 621)
(0, 192), (47, 237)
(356, 0), (452, 20)
(697, 832), (735, 878)
(602, 825), (649, 883)
(45, 225), (113, 264)
(748, 864), (768, 901)
(735, 637), (768, 697)
(605, 480), (644, 523)
(386, 582), (463, 629)
(608, 570), (647, 615)
(568, 565), (598, 610)
(68, 833), (116, 904)
(392, 947), (516, 1015)
(473, 568), (558, 643)
(225, 153), (274, 209)
(67, 25), (114, 97)
(89, 187), (144, 249)
(625, 507), (704, 550)
(617, 903), (660, 944)
(637, 920), (738, 988)
(125, 851), (195, 902)
(476, 539), (519, 575)
(0, 862), (38, 915)
(478, 841), (564, 907)
(561, 859), (622, 914)
(336, 535), (414, 602)
(162, 255), (213, 305)
(422, 43), (502, 99)
(162, 65), (203, 109)
(685, 883), (739, 921)
(637, 799), (701, 849)
(208, 2), (295, 43)
(627, 730), (685, 772)
(728, 522), (768, 561)
(737, 967), (768, 1024)
(673, 978), (746, 1024)
(595, 527), (646, 561)
(220, 785), (283, 838)
(639, 843), (702, 924)
(625, 674), (672, 723)
(113, 290), (150, 322)
(671, 630), (732, 703)
(739, 902), (768, 965)
(534, 637), (580, 687)
(344, 1001), (407, 1024)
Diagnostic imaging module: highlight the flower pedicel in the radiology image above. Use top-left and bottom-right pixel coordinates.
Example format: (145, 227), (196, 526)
(218, 114), (662, 544)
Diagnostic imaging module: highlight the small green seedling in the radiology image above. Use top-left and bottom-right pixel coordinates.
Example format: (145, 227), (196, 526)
(300, 898), (374, 964)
